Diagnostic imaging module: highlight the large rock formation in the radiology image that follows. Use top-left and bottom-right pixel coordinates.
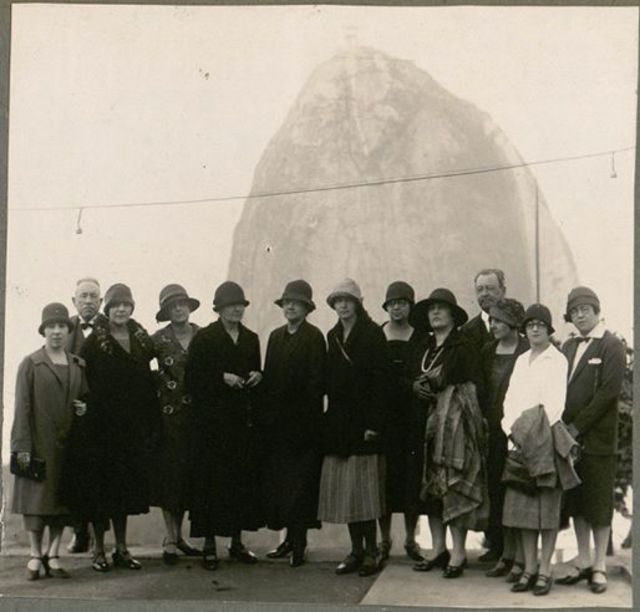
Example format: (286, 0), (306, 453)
(228, 47), (578, 338)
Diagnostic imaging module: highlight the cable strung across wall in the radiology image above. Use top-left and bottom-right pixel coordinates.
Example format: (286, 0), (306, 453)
(9, 144), (635, 213)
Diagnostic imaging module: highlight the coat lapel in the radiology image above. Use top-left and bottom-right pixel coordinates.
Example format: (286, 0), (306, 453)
(67, 351), (81, 398)
(569, 338), (600, 384)
(35, 347), (64, 385)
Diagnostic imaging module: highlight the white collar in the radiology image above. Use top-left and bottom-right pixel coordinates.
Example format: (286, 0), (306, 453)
(481, 310), (491, 330)
(526, 343), (557, 364)
(580, 321), (605, 340)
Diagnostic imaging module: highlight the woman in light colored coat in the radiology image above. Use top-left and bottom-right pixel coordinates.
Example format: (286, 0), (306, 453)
(11, 303), (89, 580)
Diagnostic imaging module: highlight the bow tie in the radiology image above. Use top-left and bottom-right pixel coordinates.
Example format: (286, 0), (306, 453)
(80, 322), (93, 330)
(576, 336), (591, 344)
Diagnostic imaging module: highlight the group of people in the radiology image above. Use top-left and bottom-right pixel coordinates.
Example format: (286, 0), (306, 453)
(9, 269), (625, 598)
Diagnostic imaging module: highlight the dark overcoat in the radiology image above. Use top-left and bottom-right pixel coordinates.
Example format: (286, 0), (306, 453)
(185, 319), (265, 536)
(149, 322), (199, 513)
(404, 328), (486, 514)
(11, 348), (89, 516)
(481, 336), (530, 429)
(322, 315), (392, 457)
(460, 313), (492, 354)
(381, 325), (426, 513)
(562, 331), (625, 455)
(262, 320), (326, 530)
(79, 319), (160, 517)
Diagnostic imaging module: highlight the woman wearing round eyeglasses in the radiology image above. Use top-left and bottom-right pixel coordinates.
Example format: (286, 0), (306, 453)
(501, 304), (570, 597)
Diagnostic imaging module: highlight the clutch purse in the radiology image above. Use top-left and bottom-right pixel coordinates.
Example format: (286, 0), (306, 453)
(10, 452), (46, 481)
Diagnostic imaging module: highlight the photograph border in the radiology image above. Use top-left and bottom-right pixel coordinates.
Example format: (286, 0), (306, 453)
(0, 1), (637, 611)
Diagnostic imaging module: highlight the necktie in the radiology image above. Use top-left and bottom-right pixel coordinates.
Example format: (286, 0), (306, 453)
(576, 336), (590, 344)
(81, 322), (93, 331)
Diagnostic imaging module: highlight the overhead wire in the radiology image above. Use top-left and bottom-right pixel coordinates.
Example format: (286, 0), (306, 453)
(9, 145), (634, 213)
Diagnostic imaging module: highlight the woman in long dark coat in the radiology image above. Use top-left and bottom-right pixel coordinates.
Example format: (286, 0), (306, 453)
(11, 303), (88, 580)
(150, 284), (202, 564)
(377, 281), (425, 562)
(185, 281), (264, 571)
(262, 280), (326, 567)
(408, 288), (488, 579)
(480, 298), (528, 579)
(79, 283), (160, 571)
(317, 278), (392, 578)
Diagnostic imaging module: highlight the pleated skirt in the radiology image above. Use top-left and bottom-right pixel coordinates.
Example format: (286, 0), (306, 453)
(317, 454), (386, 524)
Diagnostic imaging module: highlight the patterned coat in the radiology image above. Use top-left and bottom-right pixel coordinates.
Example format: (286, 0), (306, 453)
(150, 323), (199, 512)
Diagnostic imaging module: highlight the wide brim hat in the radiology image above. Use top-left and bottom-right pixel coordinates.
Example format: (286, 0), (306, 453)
(103, 283), (135, 314)
(39, 302), (74, 336)
(382, 281), (415, 310)
(522, 303), (555, 335)
(563, 286), (600, 322)
(156, 284), (200, 322)
(274, 279), (316, 312)
(409, 288), (468, 332)
(326, 278), (363, 309)
(213, 281), (250, 312)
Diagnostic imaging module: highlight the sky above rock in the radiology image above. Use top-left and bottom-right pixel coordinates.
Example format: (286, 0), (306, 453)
(3, 5), (637, 459)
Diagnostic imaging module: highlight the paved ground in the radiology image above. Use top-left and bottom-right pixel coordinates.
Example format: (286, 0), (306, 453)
(0, 548), (632, 608)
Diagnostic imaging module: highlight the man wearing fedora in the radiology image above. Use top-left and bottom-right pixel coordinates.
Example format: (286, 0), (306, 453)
(461, 269), (507, 354)
(558, 287), (625, 594)
(66, 277), (104, 554)
(262, 280), (326, 567)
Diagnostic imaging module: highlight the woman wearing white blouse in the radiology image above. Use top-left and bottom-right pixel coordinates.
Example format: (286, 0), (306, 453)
(501, 304), (568, 597)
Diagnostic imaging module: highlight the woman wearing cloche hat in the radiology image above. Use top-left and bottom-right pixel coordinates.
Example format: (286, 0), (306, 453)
(318, 278), (392, 578)
(150, 284), (201, 565)
(79, 283), (160, 572)
(185, 281), (264, 571)
(377, 281), (426, 563)
(407, 288), (488, 579)
(262, 280), (326, 567)
(10, 303), (89, 580)
(500, 303), (572, 597)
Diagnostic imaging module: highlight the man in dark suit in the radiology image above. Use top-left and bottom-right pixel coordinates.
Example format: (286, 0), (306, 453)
(559, 287), (625, 594)
(66, 277), (103, 553)
(461, 269), (506, 353)
(461, 268), (506, 561)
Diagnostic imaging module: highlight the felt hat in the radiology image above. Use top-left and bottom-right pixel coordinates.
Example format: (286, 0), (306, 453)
(564, 286), (600, 322)
(326, 278), (363, 309)
(156, 284), (200, 322)
(103, 283), (135, 314)
(522, 303), (555, 335)
(38, 302), (74, 336)
(489, 298), (525, 329)
(410, 288), (468, 332)
(274, 279), (316, 312)
(382, 281), (415, 310)
(213, 281), (249, 312)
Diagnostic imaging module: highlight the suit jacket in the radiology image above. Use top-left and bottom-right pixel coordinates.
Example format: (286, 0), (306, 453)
(461, 313), (492, 354)
(66, 314), (107, 355)
(562, 330), (625, 455)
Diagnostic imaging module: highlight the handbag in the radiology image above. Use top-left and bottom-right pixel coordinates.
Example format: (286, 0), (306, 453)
(10, 452), (46, 482)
